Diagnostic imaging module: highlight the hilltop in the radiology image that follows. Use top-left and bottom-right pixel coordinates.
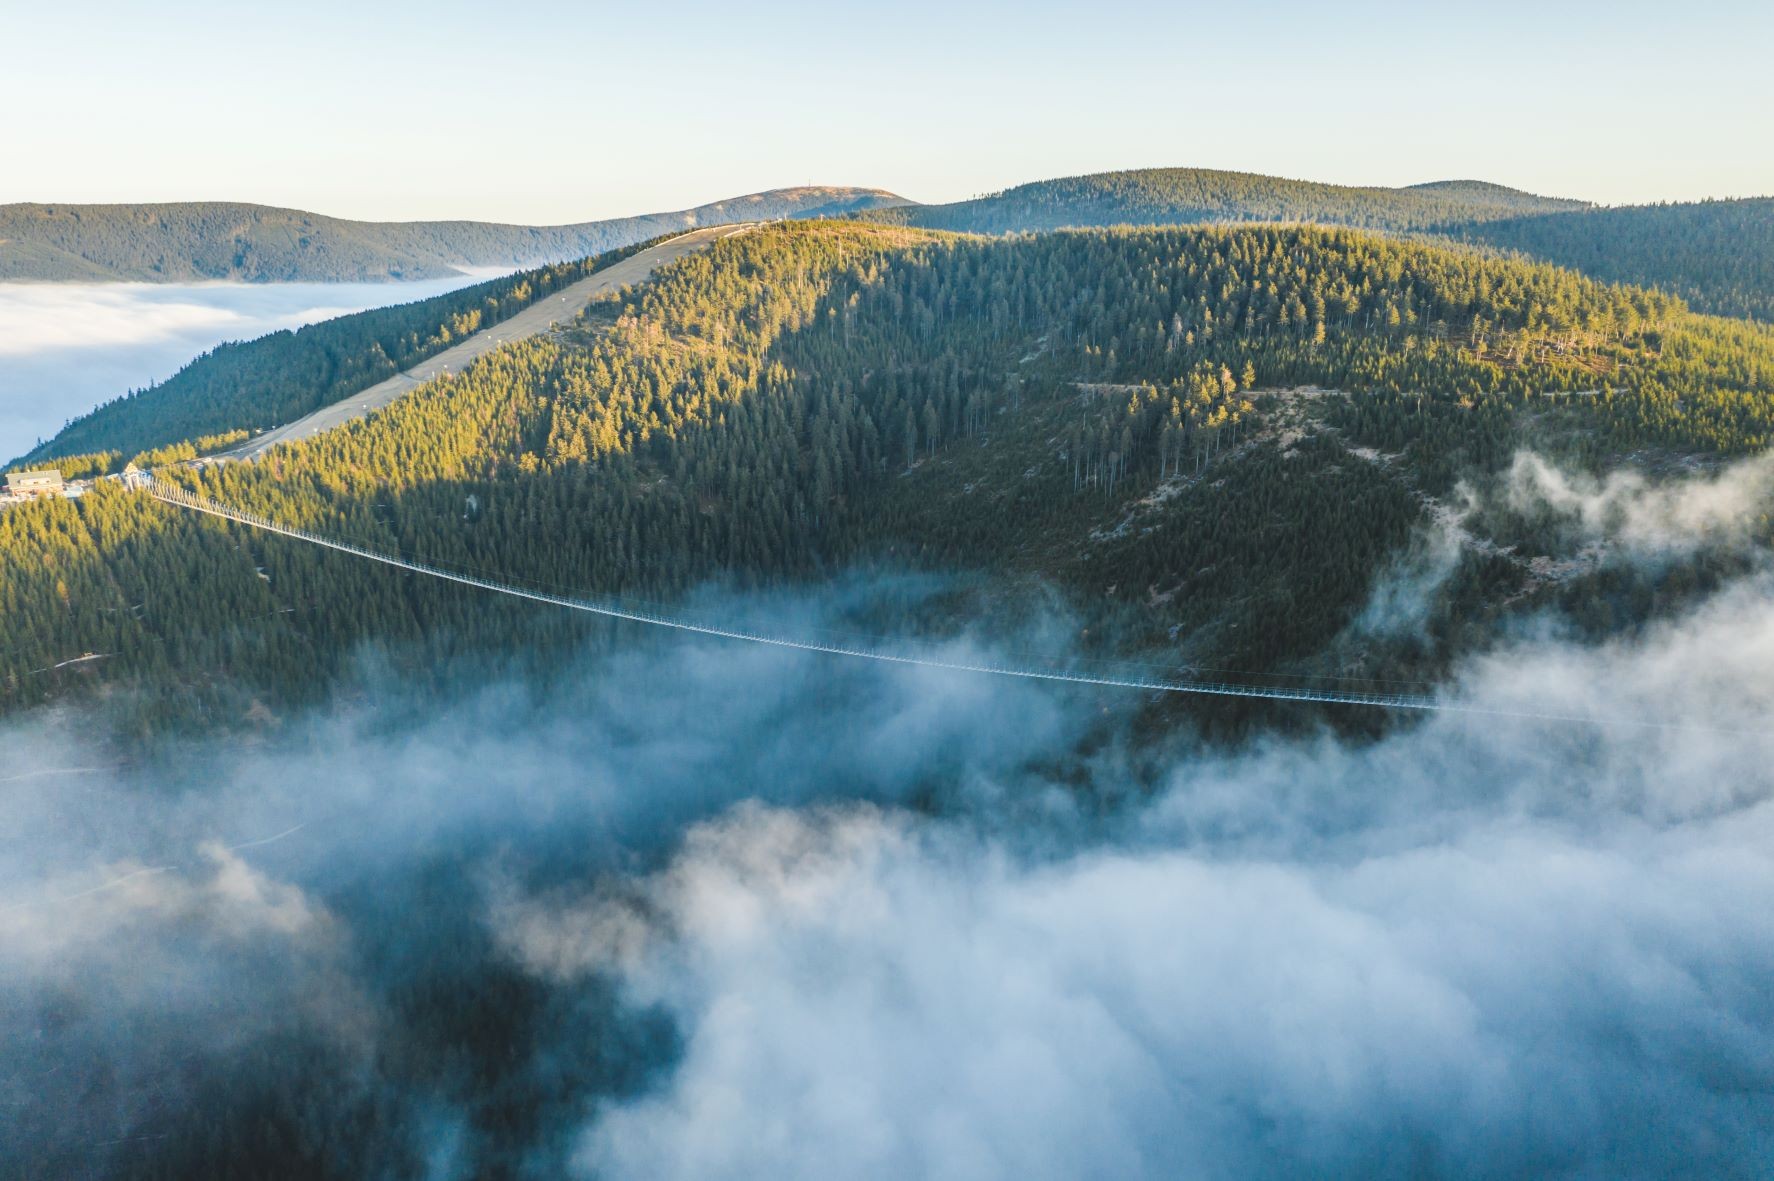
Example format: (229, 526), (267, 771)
(0, 186), (905, 283)
(864, 166), (1589, 234)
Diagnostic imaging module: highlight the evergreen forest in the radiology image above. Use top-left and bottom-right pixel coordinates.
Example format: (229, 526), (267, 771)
(7, 220), (1773, 731)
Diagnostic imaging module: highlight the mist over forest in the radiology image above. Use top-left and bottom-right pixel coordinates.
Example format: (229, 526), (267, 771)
(6, 449), (1774, 1178)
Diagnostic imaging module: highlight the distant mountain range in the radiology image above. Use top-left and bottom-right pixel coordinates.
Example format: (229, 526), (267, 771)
(866, 168), (1591, 234)
(860, 168), (1770, 321)
(5, 166), (1769, 322)
(0, 186), (907, 283)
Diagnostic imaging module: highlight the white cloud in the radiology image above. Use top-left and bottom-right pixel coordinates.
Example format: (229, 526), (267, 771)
(553, 798), (1774, 1180)
(479, 576), (1774, 1180)
(1, 563), (1771, 1175)
(1350, 448), (1774, 641)
(1504, 449), (1774, 553)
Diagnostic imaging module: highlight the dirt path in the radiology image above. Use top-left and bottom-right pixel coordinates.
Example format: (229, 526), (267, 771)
(223, 224), (752, 460)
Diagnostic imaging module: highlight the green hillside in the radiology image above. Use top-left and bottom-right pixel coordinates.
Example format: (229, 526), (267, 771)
(0, 186), (905, 282)
(5, 220), (1771, 729)
(867, 167), (1588, 234)
(1454, 197), (1774, 322)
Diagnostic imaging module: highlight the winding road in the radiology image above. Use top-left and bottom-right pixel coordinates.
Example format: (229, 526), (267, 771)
(222, 223), (753, 460)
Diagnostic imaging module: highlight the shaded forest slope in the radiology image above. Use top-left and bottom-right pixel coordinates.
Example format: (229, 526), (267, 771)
(1453, 197), (1774, 322)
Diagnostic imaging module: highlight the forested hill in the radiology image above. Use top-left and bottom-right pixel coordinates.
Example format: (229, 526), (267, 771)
(1453, 197), (1774, 322)
(859, 167), (1774, 325)
(0, 186), (904, 282)
(865, 167), (1590, 234)
(6, 220), (1773, 728)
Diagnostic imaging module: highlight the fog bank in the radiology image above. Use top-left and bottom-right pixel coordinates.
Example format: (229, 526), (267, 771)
(2, 473), (1772, 1177)
(0, 272), (505, 459)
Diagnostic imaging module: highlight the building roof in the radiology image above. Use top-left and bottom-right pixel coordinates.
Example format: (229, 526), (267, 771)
(6, 469), (64, 487)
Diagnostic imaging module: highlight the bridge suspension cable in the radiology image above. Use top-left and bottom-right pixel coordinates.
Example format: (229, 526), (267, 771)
(142, 478), (1672, 727)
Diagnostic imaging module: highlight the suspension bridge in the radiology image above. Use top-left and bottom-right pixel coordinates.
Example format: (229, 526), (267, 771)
(142, 477), (1660, 727)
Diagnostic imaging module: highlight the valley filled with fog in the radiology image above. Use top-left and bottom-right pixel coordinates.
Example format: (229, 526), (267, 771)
(0, 272), (505, 460)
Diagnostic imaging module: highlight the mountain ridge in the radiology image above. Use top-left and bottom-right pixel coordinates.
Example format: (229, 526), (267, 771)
(0, 186), (907, 283)
(861, 167), (1591, 235)
(847, 166), (1773, 322)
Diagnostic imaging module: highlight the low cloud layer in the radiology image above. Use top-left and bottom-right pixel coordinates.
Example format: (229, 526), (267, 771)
(2, 510), (1772, 1176)
(503, 578), (1774, 1180)
(0, 613), (1093, 1178)
(542, 798), (1774, 1181)
(0, 273), (503, 459)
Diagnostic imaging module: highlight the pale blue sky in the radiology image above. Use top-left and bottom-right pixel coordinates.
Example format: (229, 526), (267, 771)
(4, 0), (1770, 223)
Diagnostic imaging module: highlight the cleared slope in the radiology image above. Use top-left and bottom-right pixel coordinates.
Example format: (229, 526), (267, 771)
(225, 225), (752, 459)
(0, 186), (904, 282)
(17, 248), (665, 466)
